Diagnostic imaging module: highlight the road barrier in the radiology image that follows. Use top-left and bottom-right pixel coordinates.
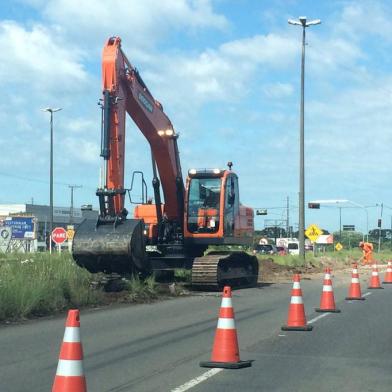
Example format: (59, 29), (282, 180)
(346, 263), (365, 300)
(315, 268), (341, 313)
(383, 261), (392, 284)
(368, 263), (383, 289)
(200, 286), (252, 369)
(282, 274), (313, 331)
(52, 309), (87, 392)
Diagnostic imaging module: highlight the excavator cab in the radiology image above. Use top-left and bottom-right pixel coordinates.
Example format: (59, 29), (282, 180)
(184, 168), (251, 244)
(187, 175), (221, 234)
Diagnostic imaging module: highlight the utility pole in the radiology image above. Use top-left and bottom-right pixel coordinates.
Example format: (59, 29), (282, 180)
(69, 185), (82, 224)
(339, 207), (342, 242)
(288, 16), (321, 262)
(286, 196), (290, 237)
(378, 202), (383, 252)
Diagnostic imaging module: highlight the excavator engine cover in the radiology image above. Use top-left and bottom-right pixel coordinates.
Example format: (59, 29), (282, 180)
(72, 218), (148, 274)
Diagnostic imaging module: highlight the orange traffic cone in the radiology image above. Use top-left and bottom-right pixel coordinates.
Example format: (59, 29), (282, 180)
(383, 261), (392, 284)
(281, 274), (313, 331)
(346, 263), (365, 300)
(200, 286), (252, 369)
(52, 310), (87, 392)
(315, 268), (341, 313)
(368, 263), (383, 289)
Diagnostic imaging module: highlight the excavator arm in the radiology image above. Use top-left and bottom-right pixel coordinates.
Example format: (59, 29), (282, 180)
(99, 36), (184, 229)
(73, 37), (185, 274)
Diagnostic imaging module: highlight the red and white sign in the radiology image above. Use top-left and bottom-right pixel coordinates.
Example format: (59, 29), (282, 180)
(51, 227), (67, 244)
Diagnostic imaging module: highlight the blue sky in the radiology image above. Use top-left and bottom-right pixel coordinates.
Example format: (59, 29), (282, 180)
(1, 0), (392, 234)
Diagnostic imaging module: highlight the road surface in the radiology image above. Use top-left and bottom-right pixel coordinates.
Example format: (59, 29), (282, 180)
(0, 267), (391, 391)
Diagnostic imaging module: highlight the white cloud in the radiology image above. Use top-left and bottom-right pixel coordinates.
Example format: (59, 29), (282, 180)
(263, 82), (293, 98)
(31, 0), (229, 54)
(141, 33), (298, 116)
(338, 2), (392, 43)
(0, 21), (88, 94)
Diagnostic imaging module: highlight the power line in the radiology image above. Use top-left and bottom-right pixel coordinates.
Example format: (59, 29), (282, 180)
(0, 171), (96, 190)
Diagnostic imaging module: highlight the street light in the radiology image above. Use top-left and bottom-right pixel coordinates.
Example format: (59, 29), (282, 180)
(41, 107), (62, 246)
(288, 16), (321, 261)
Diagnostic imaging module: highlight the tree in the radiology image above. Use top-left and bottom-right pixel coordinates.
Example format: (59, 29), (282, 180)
(333, 231), (363, 249)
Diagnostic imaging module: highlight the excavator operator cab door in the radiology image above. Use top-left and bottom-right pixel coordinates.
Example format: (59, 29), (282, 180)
(224, 174), (239, 237)
(186, 173), (222, 234)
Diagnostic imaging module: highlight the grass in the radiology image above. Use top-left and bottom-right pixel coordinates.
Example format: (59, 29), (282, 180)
(0, 252), (102, 321)
(0, 252), (164, 322)
(125, 275), (158, 301)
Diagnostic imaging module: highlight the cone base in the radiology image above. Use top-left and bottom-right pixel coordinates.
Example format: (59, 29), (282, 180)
(368, 286), (384, 289)
(382, 281), (392, 284)
(315, 308), (341, 313)
(281, 325), (313, 331)
(200, 360), (252, 369)
(345, 296), (365, 300)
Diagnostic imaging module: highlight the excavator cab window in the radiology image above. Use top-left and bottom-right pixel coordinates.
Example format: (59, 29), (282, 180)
(187, 177), (221, 233)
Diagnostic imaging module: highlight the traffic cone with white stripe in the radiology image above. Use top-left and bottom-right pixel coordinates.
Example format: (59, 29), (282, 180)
(52, 309), (87, 392)
(368, 263), (383, 289)
(346, 263), (365, 300)
(281, 274), (313, 331)
(382, 261), (392, 284)
(200, 286), (252, 369)
(315, 268), (341, 313)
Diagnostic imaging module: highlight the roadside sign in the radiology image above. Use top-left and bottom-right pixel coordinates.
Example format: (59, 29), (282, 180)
(66, 229), (75, 240)
(52, 227), (67, 244)
(343, 225), (355, 231)
(0, 226), (12, 252)
(305, 224), (323, 242)
(3, 216), (35, 239)
(335, 242), (343, 251)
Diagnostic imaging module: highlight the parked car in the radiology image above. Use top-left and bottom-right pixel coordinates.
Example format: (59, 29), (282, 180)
(287, 242), (299, 255)
(305, 243), (314, 251)
(254, 244), (277, 255)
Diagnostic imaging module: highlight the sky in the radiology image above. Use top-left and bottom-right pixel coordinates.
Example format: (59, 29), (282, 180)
(0, 0), (391, 234)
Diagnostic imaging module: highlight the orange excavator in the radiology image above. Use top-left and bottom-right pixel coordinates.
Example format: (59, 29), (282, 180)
(72, 37), (258, 289)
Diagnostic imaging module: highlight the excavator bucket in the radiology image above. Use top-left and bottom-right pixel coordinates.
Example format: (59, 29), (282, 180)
(72, 218), (149, 275)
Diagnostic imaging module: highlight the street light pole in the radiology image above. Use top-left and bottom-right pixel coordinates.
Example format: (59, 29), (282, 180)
(68, 185), (82, 224)
(339, 207), (342, 241)
(288, 16), (321, 261)
(41, 107), (62, 243)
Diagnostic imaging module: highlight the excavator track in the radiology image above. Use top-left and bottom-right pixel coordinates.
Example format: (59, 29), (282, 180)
(191, 251), (259, 290)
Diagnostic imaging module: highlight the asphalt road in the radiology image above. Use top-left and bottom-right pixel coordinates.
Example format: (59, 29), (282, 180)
(0, 267), (391, 392)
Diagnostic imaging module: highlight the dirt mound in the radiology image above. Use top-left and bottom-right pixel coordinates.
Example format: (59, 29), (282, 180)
(259, 257), (324, 283)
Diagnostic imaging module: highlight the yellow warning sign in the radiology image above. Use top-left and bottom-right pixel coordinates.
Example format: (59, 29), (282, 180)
(305, 224), (323, 243)
(66, 229), (75, 240)
(335, 242), (343, 251)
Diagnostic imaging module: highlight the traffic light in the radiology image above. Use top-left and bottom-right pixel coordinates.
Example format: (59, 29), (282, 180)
(256, 209), (268, 215)
(308, 203), (320, 209)
(378, 218), (382, 228)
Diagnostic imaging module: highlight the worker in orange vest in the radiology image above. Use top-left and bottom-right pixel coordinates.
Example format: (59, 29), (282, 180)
(359, 241), (373, 265)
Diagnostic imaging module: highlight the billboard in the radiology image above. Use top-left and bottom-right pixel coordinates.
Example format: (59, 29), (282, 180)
(2, 216), (35, 239)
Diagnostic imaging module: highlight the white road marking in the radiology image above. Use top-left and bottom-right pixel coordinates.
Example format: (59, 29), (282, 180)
(278, 334), (286, 337)
(363, 292), (372, 297)
(307, 312), (330, 324)
(171, 369), (223, 392)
